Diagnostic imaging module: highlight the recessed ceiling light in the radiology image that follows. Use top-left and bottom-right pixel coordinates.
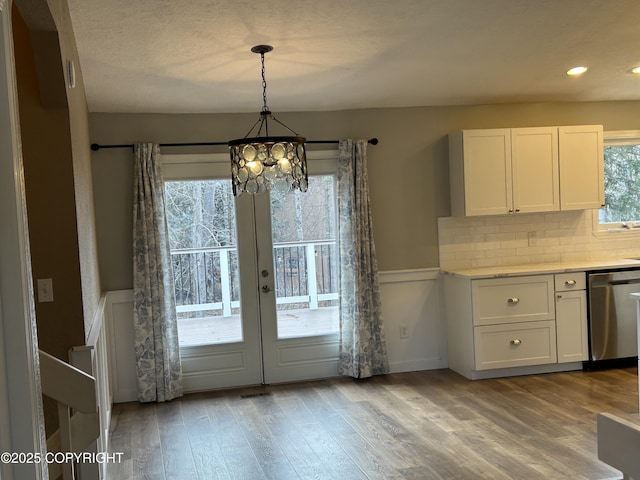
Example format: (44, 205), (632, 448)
(632, 66), (640, 74)
(567, 66), (588, 76)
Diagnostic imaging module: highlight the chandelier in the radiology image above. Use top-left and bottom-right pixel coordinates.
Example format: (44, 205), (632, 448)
(228, 45), (308, 196)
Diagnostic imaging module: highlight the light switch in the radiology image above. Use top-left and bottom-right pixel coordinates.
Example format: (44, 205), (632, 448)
(37, 278), (54, 303)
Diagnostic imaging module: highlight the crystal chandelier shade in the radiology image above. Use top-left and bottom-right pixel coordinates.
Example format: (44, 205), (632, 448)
(228, 46), (308, 196)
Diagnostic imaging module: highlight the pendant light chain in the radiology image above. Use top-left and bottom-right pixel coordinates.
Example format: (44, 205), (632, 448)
(261, 52), (270, 114)
(228, 44), (308, 196)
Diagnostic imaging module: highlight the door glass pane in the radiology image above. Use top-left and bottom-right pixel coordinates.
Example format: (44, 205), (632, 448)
(269, 175), (339, 339)
(165, 180), (242, 347)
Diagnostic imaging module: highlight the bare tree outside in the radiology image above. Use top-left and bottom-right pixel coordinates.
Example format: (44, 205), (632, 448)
(164, 176), (339, 319)
(601, 145), (640, 224)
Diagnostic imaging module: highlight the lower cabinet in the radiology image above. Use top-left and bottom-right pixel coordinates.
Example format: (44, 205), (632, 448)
(555, 272), (588, 363)
(444, 271), (588, 379)
(475, 320), (557, 370)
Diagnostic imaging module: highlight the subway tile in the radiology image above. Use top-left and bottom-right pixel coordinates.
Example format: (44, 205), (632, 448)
(514, 213), (546, 224)
(485, 247), (517, 258)
(473, 241), (501, 251)
(487, 216), (516, 226)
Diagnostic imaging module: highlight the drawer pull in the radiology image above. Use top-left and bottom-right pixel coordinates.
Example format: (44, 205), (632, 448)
(507, 297), (520, 304)
(565, 280), (576, 286)
(510, 339), (522, 346)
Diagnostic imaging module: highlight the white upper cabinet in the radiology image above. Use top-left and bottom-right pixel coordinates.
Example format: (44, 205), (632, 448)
(511, 127), (559, 214)
(449, 125), (603, 217)
(449, 128), (512, 216)
(558, 125), (604, 210)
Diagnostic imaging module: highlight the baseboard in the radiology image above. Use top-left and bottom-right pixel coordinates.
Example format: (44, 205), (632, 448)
(389, 357), (448, 374)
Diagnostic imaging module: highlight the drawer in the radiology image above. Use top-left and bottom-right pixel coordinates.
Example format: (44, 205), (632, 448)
(471, 275), (554, 326)
(474, 320), (557, 370)
(555, 272), (585, 292)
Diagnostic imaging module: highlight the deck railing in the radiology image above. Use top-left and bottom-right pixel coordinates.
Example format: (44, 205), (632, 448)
(171, 240), (338, 317)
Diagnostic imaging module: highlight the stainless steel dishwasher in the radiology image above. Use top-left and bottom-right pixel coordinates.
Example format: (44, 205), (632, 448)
(588, 269), (640, 362)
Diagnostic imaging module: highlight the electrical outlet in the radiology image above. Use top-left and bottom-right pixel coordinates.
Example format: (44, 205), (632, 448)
(399, 325), (409, 339)
(37, 278), (54, 303)
(527, 231), (537, 247)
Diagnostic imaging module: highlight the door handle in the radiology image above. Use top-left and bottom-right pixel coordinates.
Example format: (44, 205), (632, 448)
(261, 285), (272, 293)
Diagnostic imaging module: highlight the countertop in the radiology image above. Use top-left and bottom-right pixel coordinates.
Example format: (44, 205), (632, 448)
(441, 258), (640, 279)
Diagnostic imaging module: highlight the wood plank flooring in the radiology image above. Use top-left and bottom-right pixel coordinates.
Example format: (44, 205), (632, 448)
(106, 367), (639, 479)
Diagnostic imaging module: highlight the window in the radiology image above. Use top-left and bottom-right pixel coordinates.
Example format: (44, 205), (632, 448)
(597, 131), (640, 232)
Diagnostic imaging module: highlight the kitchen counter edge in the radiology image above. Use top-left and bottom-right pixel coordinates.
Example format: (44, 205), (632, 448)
(441, 259), (640, 279)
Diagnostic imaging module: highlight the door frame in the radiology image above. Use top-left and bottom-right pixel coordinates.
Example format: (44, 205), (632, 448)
(162, 149), (340, 389)
(0, 1), (46, 478)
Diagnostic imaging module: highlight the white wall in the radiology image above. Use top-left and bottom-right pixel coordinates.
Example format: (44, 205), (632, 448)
(380, 268), (446, 372)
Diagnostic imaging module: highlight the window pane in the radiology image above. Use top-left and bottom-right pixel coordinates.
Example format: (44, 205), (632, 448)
(269, 175), (339, 339)
(600, 144), (640, 224)
(165, 180), (242, 346)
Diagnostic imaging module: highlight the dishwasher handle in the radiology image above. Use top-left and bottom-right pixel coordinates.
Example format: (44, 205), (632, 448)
(591, 278), (640, 287)
(609, 279), (640, 286)
(589, 270), (640, 288)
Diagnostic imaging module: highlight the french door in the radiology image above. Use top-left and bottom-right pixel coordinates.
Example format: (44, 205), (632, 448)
(163, 152), (340, 391)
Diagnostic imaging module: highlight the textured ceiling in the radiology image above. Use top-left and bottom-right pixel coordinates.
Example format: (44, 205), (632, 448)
(66, 0), (640, 114)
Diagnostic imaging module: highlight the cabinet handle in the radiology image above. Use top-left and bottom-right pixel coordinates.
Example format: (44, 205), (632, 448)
(557, 294), (563, 299)
(510, 339), (522, 346)
(507, 297), (520, 304)
(515, 208), (520, 212)
(565, 279), (576, 286)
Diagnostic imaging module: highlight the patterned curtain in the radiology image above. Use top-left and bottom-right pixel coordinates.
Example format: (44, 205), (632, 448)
(337, 139), (389, 378)
(133, 143), (183, 402)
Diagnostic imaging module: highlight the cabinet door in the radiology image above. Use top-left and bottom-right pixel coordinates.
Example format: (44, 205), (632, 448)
(555, 290), (588, 363)
(462, 129), (512, 216)
(511, 127), (559, 213)
(558, 125), (604, 210)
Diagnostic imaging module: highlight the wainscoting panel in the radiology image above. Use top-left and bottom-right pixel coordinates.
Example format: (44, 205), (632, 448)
(379, 268), (447, 373)
(105, 268), (446, 402)
(105, 290), (137, 403)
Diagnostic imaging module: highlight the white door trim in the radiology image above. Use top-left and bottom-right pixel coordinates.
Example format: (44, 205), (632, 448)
(0, 1), (46, 478)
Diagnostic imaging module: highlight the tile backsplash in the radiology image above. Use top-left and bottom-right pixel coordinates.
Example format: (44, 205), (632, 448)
(438, 209), (640, 270)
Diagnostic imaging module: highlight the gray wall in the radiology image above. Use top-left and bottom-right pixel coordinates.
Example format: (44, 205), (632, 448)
(90, 101), (640, 290)
(13, 0), (102, 436)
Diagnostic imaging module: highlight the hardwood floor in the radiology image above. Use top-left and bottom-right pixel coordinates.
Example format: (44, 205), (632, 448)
(106, 367), (639, 480)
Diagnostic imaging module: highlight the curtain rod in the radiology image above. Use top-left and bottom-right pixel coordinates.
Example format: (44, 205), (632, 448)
(90, 138), (379, 151)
